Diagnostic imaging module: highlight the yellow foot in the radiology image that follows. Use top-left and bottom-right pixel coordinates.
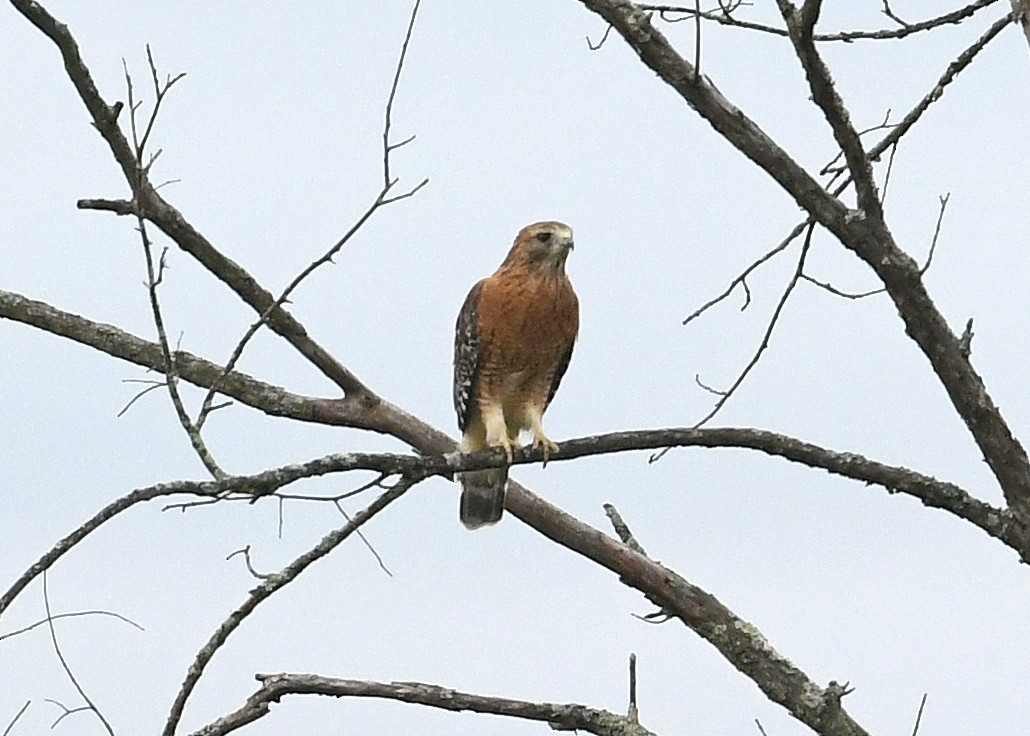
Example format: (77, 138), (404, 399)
(532, 433), (560, 467)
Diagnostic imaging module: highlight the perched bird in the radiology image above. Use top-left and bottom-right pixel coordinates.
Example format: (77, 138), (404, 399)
(452, 221), (579, 529)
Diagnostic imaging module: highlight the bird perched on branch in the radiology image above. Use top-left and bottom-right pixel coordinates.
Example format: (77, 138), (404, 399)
(452, 221), (580, 529)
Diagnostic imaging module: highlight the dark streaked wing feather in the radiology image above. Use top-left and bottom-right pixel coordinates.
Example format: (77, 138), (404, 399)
(545, 341), (575, 410)
(453, 280), (484, 432)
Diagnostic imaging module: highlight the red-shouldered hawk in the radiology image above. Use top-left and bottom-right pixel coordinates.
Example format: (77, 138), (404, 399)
(453, 221), (579, 529)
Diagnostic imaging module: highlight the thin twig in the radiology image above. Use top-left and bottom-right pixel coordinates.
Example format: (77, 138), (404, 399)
(640, 0), (1001, 42)
(800, 273), (883, 300)
(627, 653), (640, 722)
(683, 219), (809, 325)
(116, 378), (167, 417)
(138, 223), (225, 478)
(42, 572), (115, 735)
(693, 0), (702, 75)
(332, 501), (393, 577)
(162, 476), (422, 736)
(921, 194), (951, 275)
(137, 45), (186, 160)
(587, 22), (615, 49)
(122, 57), (225, 478)
(226, 546), (272, 580)
(2, 702), (30, 736)
(383, 0), (421, 192)
(691, 222), (815, 428)
(195, 0), (427, 428)
(0, 609), (144, 642)
(882, 0), (910, 27)
(910, 692), (928, 736)
(45, 699), (92, 730)
(881, 140), (899, 204)
(803, 193), (949, 299)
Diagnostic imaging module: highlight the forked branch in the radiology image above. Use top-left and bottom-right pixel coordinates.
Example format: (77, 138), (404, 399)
(577, 0), (1030, 523)
(161, 477), (420, 736)
(8, 0), (374, 399)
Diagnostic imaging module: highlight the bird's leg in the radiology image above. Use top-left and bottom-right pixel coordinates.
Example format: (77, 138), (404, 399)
(482, 403), (515, 464)
(527, 408), (560, 467)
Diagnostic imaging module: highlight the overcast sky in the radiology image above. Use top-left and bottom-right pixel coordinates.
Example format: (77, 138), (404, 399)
(3, 2), (1030, 735)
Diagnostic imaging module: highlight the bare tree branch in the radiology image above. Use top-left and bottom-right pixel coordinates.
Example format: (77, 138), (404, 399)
(6, 422), (1024, 628)
(0, 610), (144, 643)
(641, 0), (1002, 42)
(3, 701), (30, 736)
(686, 16), (1006, 331)
(195, 0), (427, 430)
(189, 673), (657, 736)
(682, 219), (807, 325)
(0, 289), (383, 433)
(575, 0), (1030, 526)
(9, 0), (376, 400)
(1012, 0), (1030, 53)
(0, 483), (186, 618)
(864, 13), (1012, 164)
(161, 477), (420, 736)
(691, 222), (813, 427)
(42, 572), (115, 736)
(778, 0), (882, 218)
(507, 484), (872, 736)
(604, 504), (648, 555)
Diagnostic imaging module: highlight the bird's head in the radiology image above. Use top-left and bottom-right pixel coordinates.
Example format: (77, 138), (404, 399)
(501, 221), (575, 272)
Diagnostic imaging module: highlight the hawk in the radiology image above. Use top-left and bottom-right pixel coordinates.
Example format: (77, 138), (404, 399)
(453, 221), (579, 529)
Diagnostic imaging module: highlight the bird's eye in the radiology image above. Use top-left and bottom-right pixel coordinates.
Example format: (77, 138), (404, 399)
(535, 231), (552, 243)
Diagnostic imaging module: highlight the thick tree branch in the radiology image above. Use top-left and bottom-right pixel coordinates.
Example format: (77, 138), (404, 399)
(190, 673), (656, 736)
(777, 0), (882, 218)
(506, 485), (871, 736)
(2, 287), (1021, 553)
(574, 0), (1030, 524)
(6, 418), (1026, 626)
(0, 289), (420, 440)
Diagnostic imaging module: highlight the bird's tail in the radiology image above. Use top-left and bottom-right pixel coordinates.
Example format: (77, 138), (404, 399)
(458, 467), (508, 529)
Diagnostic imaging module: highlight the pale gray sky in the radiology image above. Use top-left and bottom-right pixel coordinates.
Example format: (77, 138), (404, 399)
(3, 2), (1030, 735)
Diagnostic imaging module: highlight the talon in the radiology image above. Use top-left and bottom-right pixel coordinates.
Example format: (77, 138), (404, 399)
(499, 435), (516, 464)
(533, 434), (560, 467)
